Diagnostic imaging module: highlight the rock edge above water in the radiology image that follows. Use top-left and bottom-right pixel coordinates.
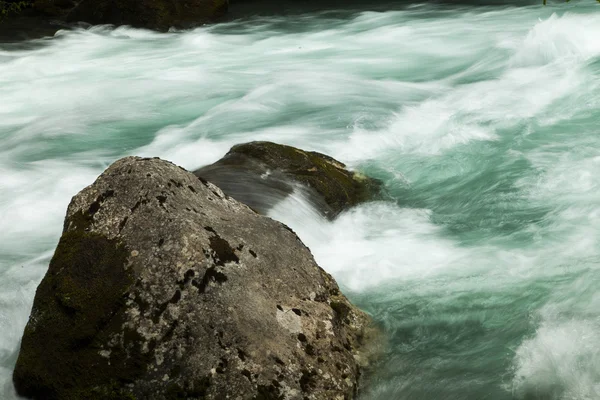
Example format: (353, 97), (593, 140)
(195, 141), (382, 219)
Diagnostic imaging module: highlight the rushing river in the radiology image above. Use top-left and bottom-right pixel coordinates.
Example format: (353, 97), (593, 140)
(2, 1), (600, 399)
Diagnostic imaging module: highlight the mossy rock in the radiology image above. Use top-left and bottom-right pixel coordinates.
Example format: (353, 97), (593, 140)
(66, 0), (228, 30)
(1, 0), (226, 31)
(195, 141), (382, 219)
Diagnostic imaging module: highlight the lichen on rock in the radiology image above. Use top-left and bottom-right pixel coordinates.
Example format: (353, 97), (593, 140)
(13, 156), (378, 400)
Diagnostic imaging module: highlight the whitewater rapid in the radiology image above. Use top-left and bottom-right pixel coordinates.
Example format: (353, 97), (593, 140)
(2, 2), (600, 399)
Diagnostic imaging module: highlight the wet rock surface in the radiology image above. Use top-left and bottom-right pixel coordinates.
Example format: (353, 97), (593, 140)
(13, 156), (376, 400)
(194, 141), (381, 219)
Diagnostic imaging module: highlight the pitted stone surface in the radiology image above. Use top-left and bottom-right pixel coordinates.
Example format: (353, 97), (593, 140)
(13, 156), (376, 400)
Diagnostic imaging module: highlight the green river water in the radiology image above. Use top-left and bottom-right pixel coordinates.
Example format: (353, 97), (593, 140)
(2, 2), (600, 399)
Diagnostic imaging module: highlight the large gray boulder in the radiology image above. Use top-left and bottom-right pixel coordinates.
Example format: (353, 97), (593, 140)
(13, 156), (376, 400)
(194, 141), (382, 219)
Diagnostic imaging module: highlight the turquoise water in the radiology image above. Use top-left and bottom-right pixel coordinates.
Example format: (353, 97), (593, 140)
(2, 2), (600, 399)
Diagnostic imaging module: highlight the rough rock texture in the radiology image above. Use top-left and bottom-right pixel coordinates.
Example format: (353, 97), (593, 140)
(194, 141), (381, 219)
(66, 0), (227, 30)
(13, 156), (376, 400)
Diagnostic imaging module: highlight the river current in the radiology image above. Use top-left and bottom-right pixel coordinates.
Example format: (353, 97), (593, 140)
(2, 2), (600, 399)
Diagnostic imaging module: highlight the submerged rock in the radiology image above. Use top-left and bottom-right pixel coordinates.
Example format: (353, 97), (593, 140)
(13, 156), (376, 400)
(194, 141), (381, 219)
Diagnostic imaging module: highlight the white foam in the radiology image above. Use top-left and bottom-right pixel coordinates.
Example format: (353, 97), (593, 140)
(510, 12), (600, 67)
(512, 319), (600, 399)
(0, 160), (103, 258)
(268, 192), (470, 292)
